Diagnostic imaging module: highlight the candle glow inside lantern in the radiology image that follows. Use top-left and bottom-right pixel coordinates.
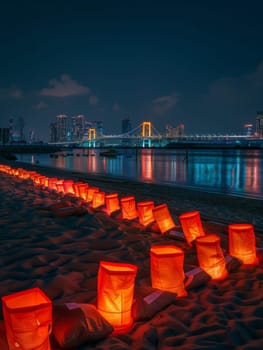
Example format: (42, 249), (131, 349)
(97, 261), (137, 333)
(105, 193), (120, 215)
(86, 187), (99, 202)
(195, 234), (228, 280)
(92, 191), (105, 208)
(77, 183), (89, 200)
(48, 177), (58, 190)
(120, 196), (137, 220)
(2, 287), (52, 350)
(63, 179), (75, 194)
(153, 204), (176, 234)
(150, 245), (187, 297)
(137, 200), (155, 226)
(228, 223), (259, 265)
(55, 179), (65, 193)
(179, 210), (205, 246)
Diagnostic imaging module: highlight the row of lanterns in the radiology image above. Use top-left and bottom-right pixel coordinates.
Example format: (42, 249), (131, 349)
(0, 163), (260, 349)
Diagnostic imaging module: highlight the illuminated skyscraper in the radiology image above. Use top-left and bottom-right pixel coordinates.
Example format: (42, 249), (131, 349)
(72, 115), (86, 141)
(56, 115), (68, 142)
(94, 120), (103, 136)
(256, 112), (263, 137)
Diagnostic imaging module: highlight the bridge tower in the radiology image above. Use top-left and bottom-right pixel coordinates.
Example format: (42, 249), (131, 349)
(88, 128), (96, 147)
(141, 121), (152, 147)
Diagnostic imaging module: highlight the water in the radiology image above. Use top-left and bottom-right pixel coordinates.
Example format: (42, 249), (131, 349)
(16, 148), (263, 200)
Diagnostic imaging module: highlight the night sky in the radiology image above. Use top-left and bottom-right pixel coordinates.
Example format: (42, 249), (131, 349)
(1, 0), (263, 141)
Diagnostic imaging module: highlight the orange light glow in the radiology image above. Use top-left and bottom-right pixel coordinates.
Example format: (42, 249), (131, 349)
(120, 196), (137, 220)
(137, 200), (155, 226)
(92, 191), (105, 208)
(153, 204), (176, 234)
(86, 187), (99, 202)
(77, 183), (89, 200)
(55, 179), (65, 193)
(63, 179), (75, 194)
(105, 193), (120, 215)
(195, 234), (228, 280)
(97, 261), (137, 333)
(228, 223), (259, 265)
(150, 245), (187, 296)
(48, 177), (58, 190)
(179, 211), (205, 246)
(2, 287), (52, 350)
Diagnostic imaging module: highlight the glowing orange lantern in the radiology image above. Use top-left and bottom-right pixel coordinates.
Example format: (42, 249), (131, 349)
(72, 182), (85, 197)
(48, 177), (58, 190)
(228, 223), (258, 265)
(179, 210), (205, 246)
(97, 261), (137, 333)
(55, 180), (65, 193)
(153, 204), (176, 234)
(63, 179), (75, 194)
(195, 234), (228, 280)
(2, 287), (52, 350)
(137, 200), (155, 226)
(105, 193), (120, 215)
(150, 245), (187, 297)
(86, 187), (99, 202)
(92, 191), (105, 208)
(77, 183), (89, 200)
(120, 196), (137, 220)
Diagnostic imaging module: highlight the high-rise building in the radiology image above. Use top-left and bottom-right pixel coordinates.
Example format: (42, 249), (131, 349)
(165, 123), (184, 138)
(56, 115), (68, 142)
(71, 115), (86, 141)
(256, 112), (263, 137)
(49, 122), (58, 142)
(93, 120), (103, 136)
(122, 118), (132, 135)
(0, 128), (10, 144)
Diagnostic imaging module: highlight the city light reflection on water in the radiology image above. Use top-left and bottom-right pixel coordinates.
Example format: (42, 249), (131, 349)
(17, 148), (263, 199)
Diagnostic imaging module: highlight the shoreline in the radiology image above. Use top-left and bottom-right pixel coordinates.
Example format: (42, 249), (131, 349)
(4, 158), (263, 231)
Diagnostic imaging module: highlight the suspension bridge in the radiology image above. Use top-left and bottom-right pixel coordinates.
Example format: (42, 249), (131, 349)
(49, 121), (263, 149)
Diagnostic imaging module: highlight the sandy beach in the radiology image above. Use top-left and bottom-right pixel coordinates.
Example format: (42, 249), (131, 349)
(0, 158), (263, 350)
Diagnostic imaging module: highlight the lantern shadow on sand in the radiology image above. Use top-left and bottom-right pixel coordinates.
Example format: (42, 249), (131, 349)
(179, 210), (205, 246)
(97, 261), (137, 333)
(153, 204), (176, 234)
(2, 287), (52, 350)
(150, 245), (187, 297)
(195, 234), (228, 280)
(228, 223), (259, 265)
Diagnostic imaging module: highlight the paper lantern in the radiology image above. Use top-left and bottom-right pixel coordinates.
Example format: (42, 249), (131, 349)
(105, 193), (120, 215)
(179, 211), (205, 246)
(55, 180), (65, 193)
(2, 287), (52, 350)
(63, 179), (75, 194)
(97, 261), (137, 333)
(137, 201), (155, 226)
(120, 196), (137, 220)
(72, 182), (85, 197)
(195, 234), (228, 280)
(48, 177), (58, 190)
(77, 183), (89, 200)
(150, 245), (187, 297)
(86, 187), (99, 202)
(92, 191), (105, 208)
(228, 223), (258, 265)
(153, 204), (176, 234)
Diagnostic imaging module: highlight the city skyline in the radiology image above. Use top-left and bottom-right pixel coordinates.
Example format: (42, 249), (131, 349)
(1, 1), (263, 141)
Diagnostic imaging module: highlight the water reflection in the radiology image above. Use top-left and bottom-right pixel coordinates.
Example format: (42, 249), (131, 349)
(16, 148), (263, 199)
